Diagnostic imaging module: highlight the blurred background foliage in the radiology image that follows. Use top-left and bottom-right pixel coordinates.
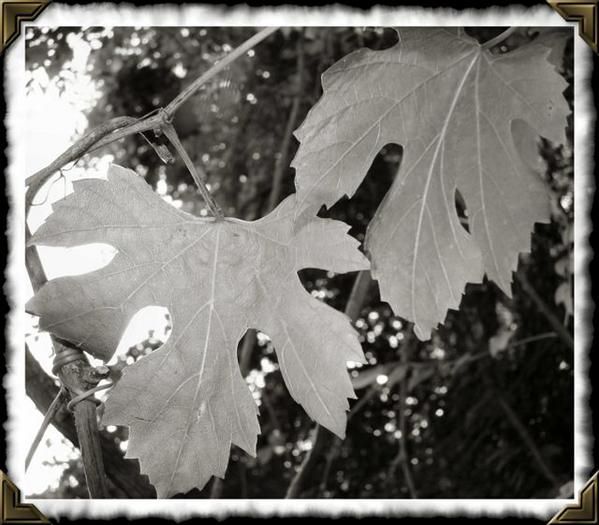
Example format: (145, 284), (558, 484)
(25, 26), (574, 499)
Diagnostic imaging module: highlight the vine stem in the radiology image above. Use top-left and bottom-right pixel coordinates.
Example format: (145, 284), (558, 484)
(165, 27), (279, 118)
(26, 116), (137, 209)
(26, 346), (156, 497)
(25, 27), (280, 217)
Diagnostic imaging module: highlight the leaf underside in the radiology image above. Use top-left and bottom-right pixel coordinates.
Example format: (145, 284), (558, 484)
(27, 166), (369, 497)
(292, 28), (569, 339)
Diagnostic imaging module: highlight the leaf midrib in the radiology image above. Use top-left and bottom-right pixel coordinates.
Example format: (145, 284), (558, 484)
(409, 52), (480, 330)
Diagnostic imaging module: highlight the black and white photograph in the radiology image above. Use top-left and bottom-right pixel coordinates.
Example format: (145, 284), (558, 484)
(1, 1), (596, 522)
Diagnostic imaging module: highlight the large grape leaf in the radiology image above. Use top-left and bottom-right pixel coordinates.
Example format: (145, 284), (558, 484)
(26, 165), (368, 497)
(292, 28), (569, 339)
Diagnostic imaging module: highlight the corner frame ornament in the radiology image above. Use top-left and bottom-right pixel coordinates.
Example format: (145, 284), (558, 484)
(0, 471), (49, 524)
(0, 0), (49, 54)
(547, 0), (599, 52)
(548, 472), (598, 524)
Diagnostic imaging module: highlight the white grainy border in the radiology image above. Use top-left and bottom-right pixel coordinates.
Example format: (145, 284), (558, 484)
(4, 2), (594, 520)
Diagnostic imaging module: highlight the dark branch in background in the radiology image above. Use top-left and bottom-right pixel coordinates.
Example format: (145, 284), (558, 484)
(515, 272), (574, 349)
(285, 270), (374, 498)
(285, 424), (329, 499)
(494, 392), (561, 489)
(316, 329), (558, 494)
(267, 33), (305, 212)
(389, 338), (418, 498)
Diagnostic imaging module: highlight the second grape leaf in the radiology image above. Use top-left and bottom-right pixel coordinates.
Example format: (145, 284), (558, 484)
(292, 28), (569, 340)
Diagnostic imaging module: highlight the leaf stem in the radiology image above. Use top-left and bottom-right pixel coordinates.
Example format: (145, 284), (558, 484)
(161, 118), (224, 219)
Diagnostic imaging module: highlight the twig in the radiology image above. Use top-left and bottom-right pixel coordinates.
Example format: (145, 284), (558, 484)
(238, 459), (248, 498)
(82, 113), (165, 155)
(26, 116), (137, 209)
(25, 386), (67, 470)
(70, 389), (110, 497)
(515, 273), (573, 349)
(495, 393), (560, 488)
(285, 425), (327, 498)
(166, 27), (279, 118)
(318, 436), (342, 493)
(267, 33), (305, 212)
(445, 331), (558, 375)
(344, 270), (373, 321)
(312, 31), (332, 102)
(394, 342), (418, 498)
(260, 385), (282, 432)
(509, 332), (557, 348)
(347, 378), (386, 419)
